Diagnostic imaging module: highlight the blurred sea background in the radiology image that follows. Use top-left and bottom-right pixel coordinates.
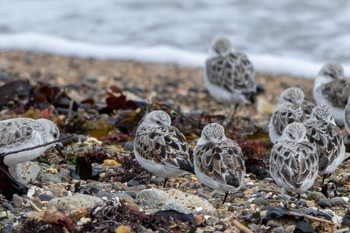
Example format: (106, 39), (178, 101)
(1, 0), (350, 77)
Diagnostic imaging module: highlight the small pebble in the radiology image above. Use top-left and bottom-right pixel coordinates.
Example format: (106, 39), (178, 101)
(329, 197), (347, 206)
(124, 190), (138, 199)
(1, 203), (14, 210)
(115, 193), (134, 202)
(151, 177), (164, 185)
(317, 198), (332, 208)
(189, 182), (201, 189)
(38, 193), (54, 202)
(275, 226), (285, 233)
(213, 193), (223, 199)
(96, 190), (117, 200)
(307, 191), (326, 201)
(127, 180), (140, 187)
(305, 200), (315, 207)
(40, 173), (62, 183)
(248, 223), (260, 231)
(136, 185), (147, 190)
(197, 192), (212, 200)
(179, 181), (189, 188)
(89, 185), (102, 195)
(252, 197), (268, 206)
(59, 168), (71, 181)
(123, 141), (134, 151)
(230, 191), (244, 198)
(12, 194), (23, 208)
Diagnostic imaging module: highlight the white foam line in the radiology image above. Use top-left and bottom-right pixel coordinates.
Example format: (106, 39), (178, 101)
(1, 33), (349, 78)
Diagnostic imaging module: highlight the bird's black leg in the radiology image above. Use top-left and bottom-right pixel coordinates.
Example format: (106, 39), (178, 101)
(163, 178), (168, 188)
(223, 192), (229, 204)
(55, 143), (65, 157)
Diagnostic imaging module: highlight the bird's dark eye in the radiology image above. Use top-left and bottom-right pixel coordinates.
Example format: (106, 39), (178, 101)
(156, 120), (161, 124)
(53, 133), (58, 139)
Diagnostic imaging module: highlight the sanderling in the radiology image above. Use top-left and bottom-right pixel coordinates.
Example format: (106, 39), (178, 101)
(269, 87), (315, 143)
(133, 110), (194, 187)
(204, 36), (257, 105)
(313, 62), (350, 127)
(269, 122), (318, 194)
(194, 123), (245, 203)
(345, 102), (350, 134)
(0, 118), (60, 194)
(304, 105), (345, 179)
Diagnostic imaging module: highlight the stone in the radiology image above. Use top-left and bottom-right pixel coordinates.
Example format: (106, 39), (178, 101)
(115, 225), (132, 233)
(1, 203), (14, 210)
(11, 161), (41, 185)
(136, 188), (217, 215)
(123, 141), (134, 151)
(252, 197), (268, 206)
(88, 185), (102, 195)
(58, 168), (71, 181)
(96, 190), (118, 201)
(305, 200), (315, 207)
(307, 191), (326, 201)
(275, 226), (285, 233)
(197, 192), (211, 200)
(329, 197), (347, 206)
(38, 193), (54, 202)
(48, 194), (104, 213)
(40, 173), (62, 183)
(317, 198), (332, 208)
(124, 190), (138, 199)
(115, 193), (134, 202)
(127, 180), (140, 187)
(12, 194), (23, 208)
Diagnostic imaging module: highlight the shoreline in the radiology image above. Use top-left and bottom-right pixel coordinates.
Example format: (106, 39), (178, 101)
(0, 50), (314, 102)
(0, 50), (349, 233)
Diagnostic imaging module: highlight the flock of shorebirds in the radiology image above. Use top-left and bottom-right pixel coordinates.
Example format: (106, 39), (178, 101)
(1, 36), (350, 204)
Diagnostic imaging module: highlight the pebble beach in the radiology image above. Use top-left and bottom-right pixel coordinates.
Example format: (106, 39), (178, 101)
(0, 51), (349, 233)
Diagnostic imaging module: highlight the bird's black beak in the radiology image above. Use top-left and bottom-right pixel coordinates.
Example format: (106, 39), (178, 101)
(55, 143), (65, 157)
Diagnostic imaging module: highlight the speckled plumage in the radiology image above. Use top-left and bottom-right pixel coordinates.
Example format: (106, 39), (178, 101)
(345, 103), (350, 134)
(269, 87), (315, 143)
(269, 123), (318, 193)
(205, 37), (257, 105)
(194, 123), (245, 202)
(0, 118), (60, 166)
(0, 118), (60, 196)
(304, 105), (345, 175)
(133, 110), (193, 182)
(313, 62), (350, 127)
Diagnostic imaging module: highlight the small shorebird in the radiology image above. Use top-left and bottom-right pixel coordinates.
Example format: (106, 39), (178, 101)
(304, 105), (345, 182)
(204, 37), (259, 124)
(194, 123), (245, 203)
(313, 62), (350, 127)
(0, 118), (61, 195)
(133, 110), (194, 187)
(269, 122), (318, 194)
(269, 87), (315, 143)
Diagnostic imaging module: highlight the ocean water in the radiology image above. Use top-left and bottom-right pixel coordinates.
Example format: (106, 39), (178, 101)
(0, 0), (350, 77)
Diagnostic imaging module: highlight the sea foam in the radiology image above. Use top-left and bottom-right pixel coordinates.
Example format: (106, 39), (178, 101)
(1, 33), (349, 78)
